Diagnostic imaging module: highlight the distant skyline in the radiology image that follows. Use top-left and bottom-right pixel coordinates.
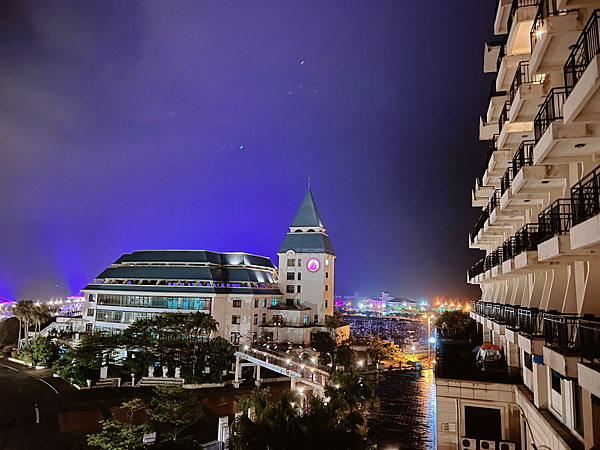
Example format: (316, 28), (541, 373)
(0, 0), (495, 302)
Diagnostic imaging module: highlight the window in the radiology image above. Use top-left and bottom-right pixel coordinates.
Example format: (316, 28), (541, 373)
(252, 332), (257, 340)
(271, 298), (278, 307)
(574, 381), (585, 437)
(298, 258), (302, 266)
(297, 299), (301, 306)
(286, 298), (294, 306)
(325, 299), (328, 308)
(287, 272), (294, 280)
(263, 299), (267, 308)
(325, 259), (329, 266)
(464, 406), (501, 442)
(232, 315), (240, 325)
(286, 285), (295, 293)
(233, 299), (242, 308)
(287, 259), (295, 267)
(262, 313), (267, 324)
(86, 323), (93, 332)
(314, 315), (318, 324)
(325, 285), (329, 291)
(326, 272), (329, 278)
(524, 351), (533, 371)
(230, 332), (240, 345)
(253, 314), (258, 325)
(254, 299), (259, 308)
(552, 370), (562, 393)
(297, 285), (301, 293)
(303, 315), (309, 324)
(297, 272), (301, 281)
(87, 308), (95, 317)
(88, 294), (96, 302)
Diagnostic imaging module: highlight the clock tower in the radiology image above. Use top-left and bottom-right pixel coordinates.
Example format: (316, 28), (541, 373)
(278, 189), (335, 325)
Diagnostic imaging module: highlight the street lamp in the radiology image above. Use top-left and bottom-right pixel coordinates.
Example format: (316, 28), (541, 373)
(326, 352), (333, 368)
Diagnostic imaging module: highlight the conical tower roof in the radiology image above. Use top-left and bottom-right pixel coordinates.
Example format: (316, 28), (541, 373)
(291, 189), (324, 228)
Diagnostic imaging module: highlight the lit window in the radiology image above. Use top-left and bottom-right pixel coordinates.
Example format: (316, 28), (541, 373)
(271, 298), (278, 307)
(303, 315), (309, 324)
(233, 299), (242, 308)
(297, 299), (301, 306)
(263, 299), (267, 308)
(325, 259), (329, 266)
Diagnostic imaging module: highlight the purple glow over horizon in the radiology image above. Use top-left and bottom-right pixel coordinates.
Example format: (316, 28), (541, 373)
(0, 1), (495, 301)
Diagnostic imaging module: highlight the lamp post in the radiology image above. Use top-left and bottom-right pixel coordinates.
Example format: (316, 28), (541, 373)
(326, 352), (333, 370)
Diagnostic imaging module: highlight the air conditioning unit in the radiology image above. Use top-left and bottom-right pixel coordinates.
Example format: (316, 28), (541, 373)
(479, 440), (496, 450)
(460, 438), (476, 449)
(498, 442), (516, 450)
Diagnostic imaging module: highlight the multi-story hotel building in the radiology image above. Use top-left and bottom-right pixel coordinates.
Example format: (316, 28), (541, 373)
(81, 189), (345, 345)
(439, 1), (600, 449)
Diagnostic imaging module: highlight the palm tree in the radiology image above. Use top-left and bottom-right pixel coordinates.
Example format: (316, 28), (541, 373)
(13, 300), (35, 348)
(324, 369), (379, 414)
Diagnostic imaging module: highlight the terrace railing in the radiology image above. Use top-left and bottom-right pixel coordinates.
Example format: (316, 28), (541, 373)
(572, 164), (600, 226)
(493, 304), (506, 323)
(508, 0), (542, 36)
(509, 61), (545, 103)
(501, 167), (514, 195)
(489, 247), (504, 268)
(538, 199), (573, 243)
(534, 87), (567, 141)
(503, 236), (517, 261)
(518, 308), (544, 337)
(531, 0), (560, 51)
(512, 140), (536, 174)
(514, 223), (541, 256)
(505, 306), (518, 329)
(484, 134), (500, 173)
(579, 319), (600, 365)
(499, 101), (511, 132)
(543, 312), (580, 355)
(469, 258), (486, 280)
(564, 10), (600, 96)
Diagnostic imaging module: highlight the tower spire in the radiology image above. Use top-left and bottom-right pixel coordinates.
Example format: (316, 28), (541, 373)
(308, 176), (310, 190)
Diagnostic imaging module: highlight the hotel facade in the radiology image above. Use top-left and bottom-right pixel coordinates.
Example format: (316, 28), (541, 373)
(439, 1), (600, 449)
(80, 189), (343, 345)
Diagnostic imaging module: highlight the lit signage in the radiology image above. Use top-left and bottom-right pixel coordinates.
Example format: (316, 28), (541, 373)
(307, 258), (320, 272)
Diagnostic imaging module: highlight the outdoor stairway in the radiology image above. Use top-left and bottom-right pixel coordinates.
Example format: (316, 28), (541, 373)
(137, 377), (184, 387)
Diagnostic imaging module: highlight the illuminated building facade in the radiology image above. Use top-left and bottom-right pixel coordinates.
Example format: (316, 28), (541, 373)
(446, 1), (600, 450)
(82, 190), (344, 345)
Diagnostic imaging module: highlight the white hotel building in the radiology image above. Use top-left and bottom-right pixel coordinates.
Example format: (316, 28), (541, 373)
(438, 1), (600, 450)
(81, 189), (343, 345)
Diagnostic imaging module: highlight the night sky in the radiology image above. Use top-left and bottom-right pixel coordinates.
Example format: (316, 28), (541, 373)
(0, 1), (496, 302)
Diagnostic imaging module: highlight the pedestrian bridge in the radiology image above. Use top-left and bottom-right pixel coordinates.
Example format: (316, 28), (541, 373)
(234, 344), (330, 394)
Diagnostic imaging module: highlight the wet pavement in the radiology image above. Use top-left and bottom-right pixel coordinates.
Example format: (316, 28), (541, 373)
(367, 369), (436, 450)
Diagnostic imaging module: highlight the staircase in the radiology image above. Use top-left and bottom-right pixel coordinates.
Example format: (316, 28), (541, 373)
(137, 377), (184, 387)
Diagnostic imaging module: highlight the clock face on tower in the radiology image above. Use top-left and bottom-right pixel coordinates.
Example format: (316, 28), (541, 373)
(307, 258), (320, 272)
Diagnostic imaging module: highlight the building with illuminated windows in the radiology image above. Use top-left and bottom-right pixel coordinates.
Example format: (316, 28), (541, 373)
(438, 1), (600, 450)
(81, 189), (346, 345)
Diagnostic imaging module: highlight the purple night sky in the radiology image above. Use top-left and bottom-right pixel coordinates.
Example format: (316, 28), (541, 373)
(0, 1), (495, 301)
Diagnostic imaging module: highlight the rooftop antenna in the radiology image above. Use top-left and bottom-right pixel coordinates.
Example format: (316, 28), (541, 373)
(308, 176), (311, 189)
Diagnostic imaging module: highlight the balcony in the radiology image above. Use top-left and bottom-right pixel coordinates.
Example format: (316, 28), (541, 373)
(497, 44), (531, 92)
(487, 81), (510, 126)
(508, 0), (543, 56)
(499, 100), (535, 149)
(580, 318), (600, 366)
(472, 177), (496, 207)
(543, 311), (579, 355)
(530, 0), (582, 74)
(480, 115), (500, 141)
(538, 198), (573, 243)
(484, 39), (507, 73)
(563, 10), (600, 123)
(505, 305), (519, 329)
(570, 164), (600, 250)
(534, 87), (567, 141)
(508, 61), (548, 123)
(518, 307), (544, 337)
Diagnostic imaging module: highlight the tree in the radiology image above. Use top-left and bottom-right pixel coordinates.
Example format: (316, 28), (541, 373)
(324, 369), (379, 414)
(13, 300), (35, 348)
(310, 332), (336, 360)
(206, 336), (235, 379)
(335, 344), (356, 368)
(0, 317), (19, 348)
(18, 335), (58, 366)
(87, 420), (152, 450)
(367, 337), (402, 365)
(435, 310), (471, 337)
(148, 385), (203, 442)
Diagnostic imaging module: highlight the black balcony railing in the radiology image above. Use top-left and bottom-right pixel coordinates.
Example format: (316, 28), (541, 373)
(531, 0), (561, 51)
(493, 304), (506, 323)
(518, 308), (544, 337)
(572, 164), (600, 226)
(543, 312), (580, 355)
(534, 87), (567, 142)
(501, 167), (514, 195)
(488, 80), (507, 107)
(508, 0), (542, 36)
(564, 10), (600, 96)
(489, 190), (502, 215)
(468, 258), (486, 280)
(484, 135), (500, 173)
(538, 199), (573, 243)
(509, 61), (538, 104)
(484, 303), (494, 318)
(490, 247), (504, 268)
(503, 236), (517, 261)
(505, 306), (518, 329)
(514, 223), (540, 255)
(499, 101), (511, 132)
(512, 140), (535, 174)
(580, 319), (600, 365)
